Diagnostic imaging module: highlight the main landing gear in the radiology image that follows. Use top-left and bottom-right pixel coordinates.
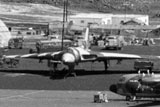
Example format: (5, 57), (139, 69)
(104, 60), (110, 71)
(126, 96), (137, 101)
(49, 63), (58, 77)
(48, 60), (77, 79)
(64, 64), (76, 79)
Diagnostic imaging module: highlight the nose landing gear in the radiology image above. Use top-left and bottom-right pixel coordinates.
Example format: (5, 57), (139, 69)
(126, 96), (137, 101)
(64, 64), (76, 79)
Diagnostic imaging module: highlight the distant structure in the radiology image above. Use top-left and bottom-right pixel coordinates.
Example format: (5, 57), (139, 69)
(6, 22), (49, 38)
(112, 14), (148, 25)
(0, 20), (12, 47)
(69, 13), (112, 26)
(69, 13), (149, 26)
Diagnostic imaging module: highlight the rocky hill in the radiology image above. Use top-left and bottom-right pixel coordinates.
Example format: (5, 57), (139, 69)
(1, 0), (160, 23)
(0, 0), (160, 15)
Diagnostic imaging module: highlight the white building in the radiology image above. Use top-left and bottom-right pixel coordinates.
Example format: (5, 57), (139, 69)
(112, 14), (149, 25)
(69, 13), (149, 26)
(69, 13), (112, 26)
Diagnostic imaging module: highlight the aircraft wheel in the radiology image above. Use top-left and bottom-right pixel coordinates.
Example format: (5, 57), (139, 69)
(50, 66), (55, 76)
(136, 97), (141, 100)
(0, 62), (3, 68)
(11, 59), (19, 68)
(49, 63), (57, 77)
(126, 96), (136, 101)
(104, 60), (109, 71)
(126, 96), (131, 101)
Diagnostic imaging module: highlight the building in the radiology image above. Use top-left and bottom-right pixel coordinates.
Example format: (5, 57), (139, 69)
(6, 22), (49, 37)
(69, 13), (112, 26)
(69, 13), (149, 26)
(112, 14), (149, 25)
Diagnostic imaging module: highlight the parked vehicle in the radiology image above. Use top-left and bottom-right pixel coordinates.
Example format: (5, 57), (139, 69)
(8, 37), (23, 49)
(29, 39), (73, 53)
(134, 60), (154, 72)
(104, 35), (123, 50)
(0, 56), (19, 68)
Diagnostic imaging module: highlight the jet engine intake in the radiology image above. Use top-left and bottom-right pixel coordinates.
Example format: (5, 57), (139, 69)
(67, 47), (81, 63)
(62, 53), (76, 65)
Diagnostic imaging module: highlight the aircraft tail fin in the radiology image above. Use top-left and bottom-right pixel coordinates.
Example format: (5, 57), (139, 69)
(66, 21), (73, 34)
(82, 26), (90, 50)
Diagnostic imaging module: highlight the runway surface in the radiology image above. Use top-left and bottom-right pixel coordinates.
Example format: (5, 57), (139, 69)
(0, 45), (160, 106)
(1, 90), (160, 107)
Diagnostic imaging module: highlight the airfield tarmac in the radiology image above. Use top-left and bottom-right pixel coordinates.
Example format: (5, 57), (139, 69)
(0, 75), (160, 107)
(1, 45), (160, 107)
(0, 89), (150, 107)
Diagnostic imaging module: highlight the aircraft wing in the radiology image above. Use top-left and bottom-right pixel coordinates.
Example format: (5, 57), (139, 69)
(82, 51), (160, 61)
(95, 52), (160, 61)
(4, 51), (62, 60)
(96, 52), (142, 60)
(4, 49), (160, 64)
(21, 51), (62, 59)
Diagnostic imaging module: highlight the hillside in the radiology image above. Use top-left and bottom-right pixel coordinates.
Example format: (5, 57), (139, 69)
(1, 0), (160, 14)
(0, 2), (65, 22)
(0, 0), (160, 23)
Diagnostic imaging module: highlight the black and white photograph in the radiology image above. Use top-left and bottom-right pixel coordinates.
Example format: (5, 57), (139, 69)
(0, 0), (160, 107)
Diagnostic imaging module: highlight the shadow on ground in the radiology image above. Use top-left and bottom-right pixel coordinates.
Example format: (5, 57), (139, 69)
(0, 69), (150, 79)
(129, 101), (160, 107)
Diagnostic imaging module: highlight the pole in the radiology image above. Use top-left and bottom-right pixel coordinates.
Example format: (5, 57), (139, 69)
(65, 0), (68, 22)
(47, 22), (50, 36)
(61, 0), (66, 51)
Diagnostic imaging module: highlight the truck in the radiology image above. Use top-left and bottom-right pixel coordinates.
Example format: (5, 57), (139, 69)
(134, 60), (154, 72)
(104, 35), (123, 50)
(29, 39), (73, 53)
(8, 37), (23, 49)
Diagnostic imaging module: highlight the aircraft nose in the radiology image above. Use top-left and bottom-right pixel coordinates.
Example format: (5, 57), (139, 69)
(109, 84), (117, 93)
(62, 53), (75, 64)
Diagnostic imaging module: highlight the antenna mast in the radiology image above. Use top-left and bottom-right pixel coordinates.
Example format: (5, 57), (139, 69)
(61, 0), (68, 50)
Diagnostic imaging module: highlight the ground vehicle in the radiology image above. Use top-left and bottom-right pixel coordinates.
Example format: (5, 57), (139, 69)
(48, 34), (59, 40)
(104, 35), (123, 50)
(8, 37), (23, 49)
(75, 36), (85, 47)
(134, 60), (154, 72)
(0, 56), (19, 68)
(29, 39), (73, 53)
